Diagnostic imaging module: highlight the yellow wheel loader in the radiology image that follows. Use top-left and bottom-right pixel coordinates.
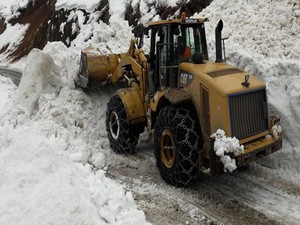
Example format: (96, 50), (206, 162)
(77, 17), (282, 187)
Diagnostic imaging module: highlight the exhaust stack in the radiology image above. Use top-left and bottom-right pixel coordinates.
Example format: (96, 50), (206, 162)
(215, 20), (223, 63)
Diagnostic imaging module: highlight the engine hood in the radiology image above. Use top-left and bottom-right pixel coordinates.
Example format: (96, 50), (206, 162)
(179, 61), (266, 96)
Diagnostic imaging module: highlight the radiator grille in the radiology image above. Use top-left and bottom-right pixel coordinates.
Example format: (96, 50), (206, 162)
(229, 89), (269, 140)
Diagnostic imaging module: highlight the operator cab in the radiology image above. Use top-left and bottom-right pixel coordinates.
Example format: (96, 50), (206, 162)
(148, 18), (208, 90)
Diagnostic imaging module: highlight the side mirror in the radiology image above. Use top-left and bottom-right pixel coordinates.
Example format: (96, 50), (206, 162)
(138, 33), (144, 49)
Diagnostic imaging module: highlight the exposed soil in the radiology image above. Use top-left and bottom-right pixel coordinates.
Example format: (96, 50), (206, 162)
(5, 0), (89, 61)
(9, 0), (55, 61)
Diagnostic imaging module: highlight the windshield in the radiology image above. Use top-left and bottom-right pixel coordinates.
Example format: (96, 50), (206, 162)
(172, 23), (208, 64)
(148, 22), (208, 89)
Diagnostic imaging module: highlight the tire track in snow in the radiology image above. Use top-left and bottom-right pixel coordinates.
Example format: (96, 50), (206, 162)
(106, 146), (283, 225)
(202, 172), (300, 225)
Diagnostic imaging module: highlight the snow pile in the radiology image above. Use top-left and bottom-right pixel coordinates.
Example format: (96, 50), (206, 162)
(0, 41), (151, 225)
(0, 24), (29, 51)
(211, 129), (244, 172)
(16, 49), (61, 114)
(0, 0), (29, 17)
(61, 7), (134, 52)
(0, 119), (148, 224)
(56, 0), (100, 13)
(0, 24), (29, 61)
(109, 0), (126, 21)
(132, 0), (180, 26)
(0, 76), (16, 110)
(200, 0), (300, 60)
(271, 124), (282, 139)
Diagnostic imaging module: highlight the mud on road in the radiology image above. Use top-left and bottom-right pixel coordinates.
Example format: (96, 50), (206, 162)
(104, 141), (300, 225)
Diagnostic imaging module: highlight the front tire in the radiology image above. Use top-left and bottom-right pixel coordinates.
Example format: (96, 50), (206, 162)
(154, 106), (202, 187)
(106, 95), (139, 154)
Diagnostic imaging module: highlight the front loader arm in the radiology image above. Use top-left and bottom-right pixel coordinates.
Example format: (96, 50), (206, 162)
(111, 54), (147, 84)
(77, 39), (148, 88)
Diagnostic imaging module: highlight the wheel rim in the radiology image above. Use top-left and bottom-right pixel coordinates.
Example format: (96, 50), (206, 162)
(109, 111), (120, 140)
(160, 129), (176, 168)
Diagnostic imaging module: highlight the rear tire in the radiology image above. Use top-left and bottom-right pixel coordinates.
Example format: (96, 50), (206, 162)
(154, 106), (202, 187)
(106, 95), (139, 154)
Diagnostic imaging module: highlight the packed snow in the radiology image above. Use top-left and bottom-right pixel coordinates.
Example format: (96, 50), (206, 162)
(0, 0), (300, 224)
(0, 23), (29, 61)
(56, 0), (100, 13)
(0, 76), (16, 110)
(0, 41), (151, 224)
(16, 49), (62, 114)
(0, 0), (29, 17)
(271, 124), (283, 140)
(199, 0), (300, 60)
(211, 129), (244, 172)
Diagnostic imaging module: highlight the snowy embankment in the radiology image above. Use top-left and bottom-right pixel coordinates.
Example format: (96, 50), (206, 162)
(0, 1), (151, 223)
(0, 42), (150, 224)
(200, 0), (300, 185)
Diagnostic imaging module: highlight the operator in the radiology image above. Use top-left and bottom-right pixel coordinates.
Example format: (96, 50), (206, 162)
(176, 36), (191, 61)
(148, 41), (163, 95)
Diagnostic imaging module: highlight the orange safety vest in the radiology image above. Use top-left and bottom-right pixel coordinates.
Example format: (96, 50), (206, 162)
(181, 46), (191, 59)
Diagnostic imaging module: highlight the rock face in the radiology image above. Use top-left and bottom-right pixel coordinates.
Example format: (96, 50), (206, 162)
(6, 0), (81, 61)
(8, 0), (55, 61)
(1, 0), (210, 62)
(0, 17), (5, 35)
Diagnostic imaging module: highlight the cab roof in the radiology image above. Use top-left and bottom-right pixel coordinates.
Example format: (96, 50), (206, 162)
(148, 17), (208, 27)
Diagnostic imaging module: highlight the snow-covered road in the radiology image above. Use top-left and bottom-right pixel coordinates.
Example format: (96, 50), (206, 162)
(106, 140), (300, 225)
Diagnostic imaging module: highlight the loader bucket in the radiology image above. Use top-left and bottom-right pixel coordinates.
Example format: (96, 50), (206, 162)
(77, 48), (127, 88)
(77, 52), (89, 88)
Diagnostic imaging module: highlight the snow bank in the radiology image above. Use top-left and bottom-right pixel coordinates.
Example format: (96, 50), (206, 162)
(56, 0), (100, 13)
(200, 0), (300, 60)
(211, 129), (244, 172)
(63, 8), (134, 53)
(0, 0), (29, 17)
(109, 0), (126, 21)
(0, 23), (29, 61)
(16, 48), (61, 114)
(0, 120), (148, 224)
(0, 42), (151, 225)
(200, 0), (300, 185)
(0, 76), (16, 111)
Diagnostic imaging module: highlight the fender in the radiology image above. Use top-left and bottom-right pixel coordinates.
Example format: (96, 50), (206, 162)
(117, 88), (146, 125)
(164, 88), (191, 105)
